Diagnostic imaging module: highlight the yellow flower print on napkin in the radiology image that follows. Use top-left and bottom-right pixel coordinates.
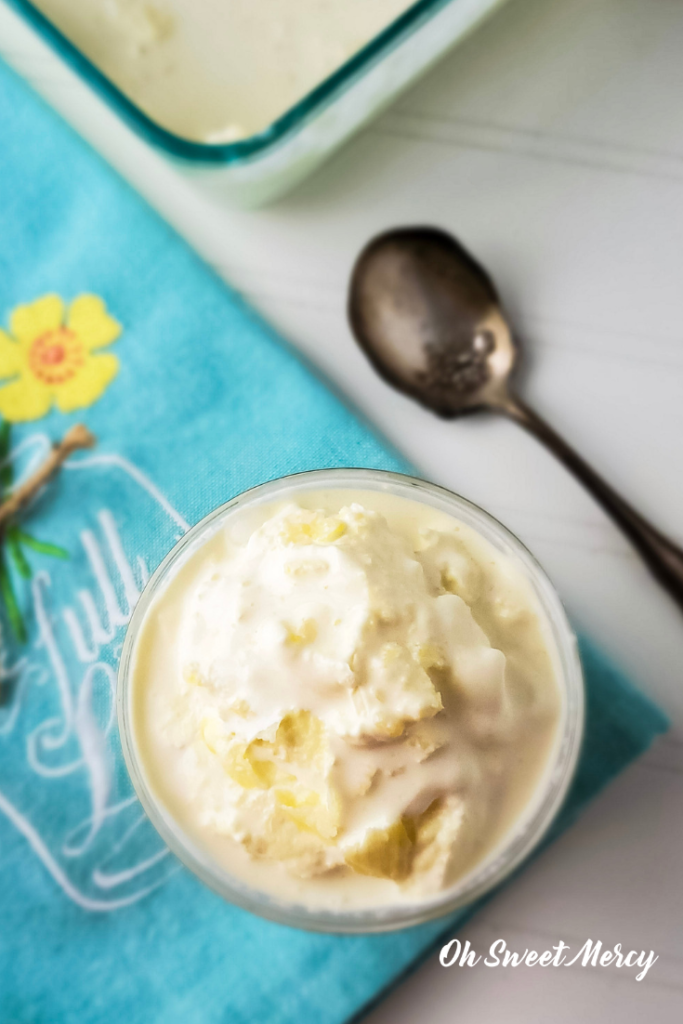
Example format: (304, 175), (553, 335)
(0, 293), (121, 421)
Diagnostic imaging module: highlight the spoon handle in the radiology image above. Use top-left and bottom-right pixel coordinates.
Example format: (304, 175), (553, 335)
(500, 393), (683, 609)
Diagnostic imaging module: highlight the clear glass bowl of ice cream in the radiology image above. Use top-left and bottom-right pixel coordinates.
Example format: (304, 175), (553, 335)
(117, 469), (584, 933)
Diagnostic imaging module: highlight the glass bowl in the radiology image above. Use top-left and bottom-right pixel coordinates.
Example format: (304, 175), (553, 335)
(7, 0), (511, 206)
(117, 468), (584, 932)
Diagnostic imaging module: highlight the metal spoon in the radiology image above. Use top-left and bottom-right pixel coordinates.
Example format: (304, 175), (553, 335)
(348, 225), (683, 610)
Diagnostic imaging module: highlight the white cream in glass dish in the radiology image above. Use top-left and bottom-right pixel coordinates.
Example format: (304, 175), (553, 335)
(9, 0), (512, 205)
(117, 469), (584, 933)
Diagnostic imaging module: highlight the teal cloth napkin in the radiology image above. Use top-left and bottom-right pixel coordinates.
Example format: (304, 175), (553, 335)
(0, 59), (668, 1024)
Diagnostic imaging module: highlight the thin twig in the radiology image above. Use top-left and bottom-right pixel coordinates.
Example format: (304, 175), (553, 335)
(0, 424), (95, 531)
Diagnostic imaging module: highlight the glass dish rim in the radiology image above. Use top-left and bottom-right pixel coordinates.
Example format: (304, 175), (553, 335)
(6, 0), (456, 164)
(117, 468), (585, 934)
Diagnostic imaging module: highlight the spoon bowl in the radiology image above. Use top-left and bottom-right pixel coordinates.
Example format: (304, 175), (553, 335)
(349, 227), (517, 417)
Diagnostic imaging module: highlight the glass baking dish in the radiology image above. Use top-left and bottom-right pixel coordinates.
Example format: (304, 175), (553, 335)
(5, 0), (509, 205)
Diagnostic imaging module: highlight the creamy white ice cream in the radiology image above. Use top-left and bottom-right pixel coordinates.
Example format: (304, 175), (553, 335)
(33, 0), (417, 141)
(131, 489), (562, 910)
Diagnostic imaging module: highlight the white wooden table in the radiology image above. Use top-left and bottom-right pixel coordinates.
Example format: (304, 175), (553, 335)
(1, 0), (681, 1019)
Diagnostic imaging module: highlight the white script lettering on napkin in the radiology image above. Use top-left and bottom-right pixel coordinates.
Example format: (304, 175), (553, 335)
(0, 432), (189, 911)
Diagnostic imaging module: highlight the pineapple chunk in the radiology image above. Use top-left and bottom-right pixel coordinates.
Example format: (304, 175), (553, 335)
(415, 642), (445, 671)
(411, 796), (466, 889)
(275, 786), (339, 840)
(343, 797), (464, 885)
(228, 699), (252, 719)
(275, 709), (328, 770)
(344, 818), (416, 882)
(183, 663), (204, 687)
(281, 511), (347, 545)
(206, 710), (339, 849)
(242, 800), (337, 868)
(284, 618), (318, 646)
(224, 739), (284, 789)
(200, 717), (221, 755)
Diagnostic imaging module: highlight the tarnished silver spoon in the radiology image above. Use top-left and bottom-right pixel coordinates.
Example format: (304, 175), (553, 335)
(348, 226), (683, 609)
